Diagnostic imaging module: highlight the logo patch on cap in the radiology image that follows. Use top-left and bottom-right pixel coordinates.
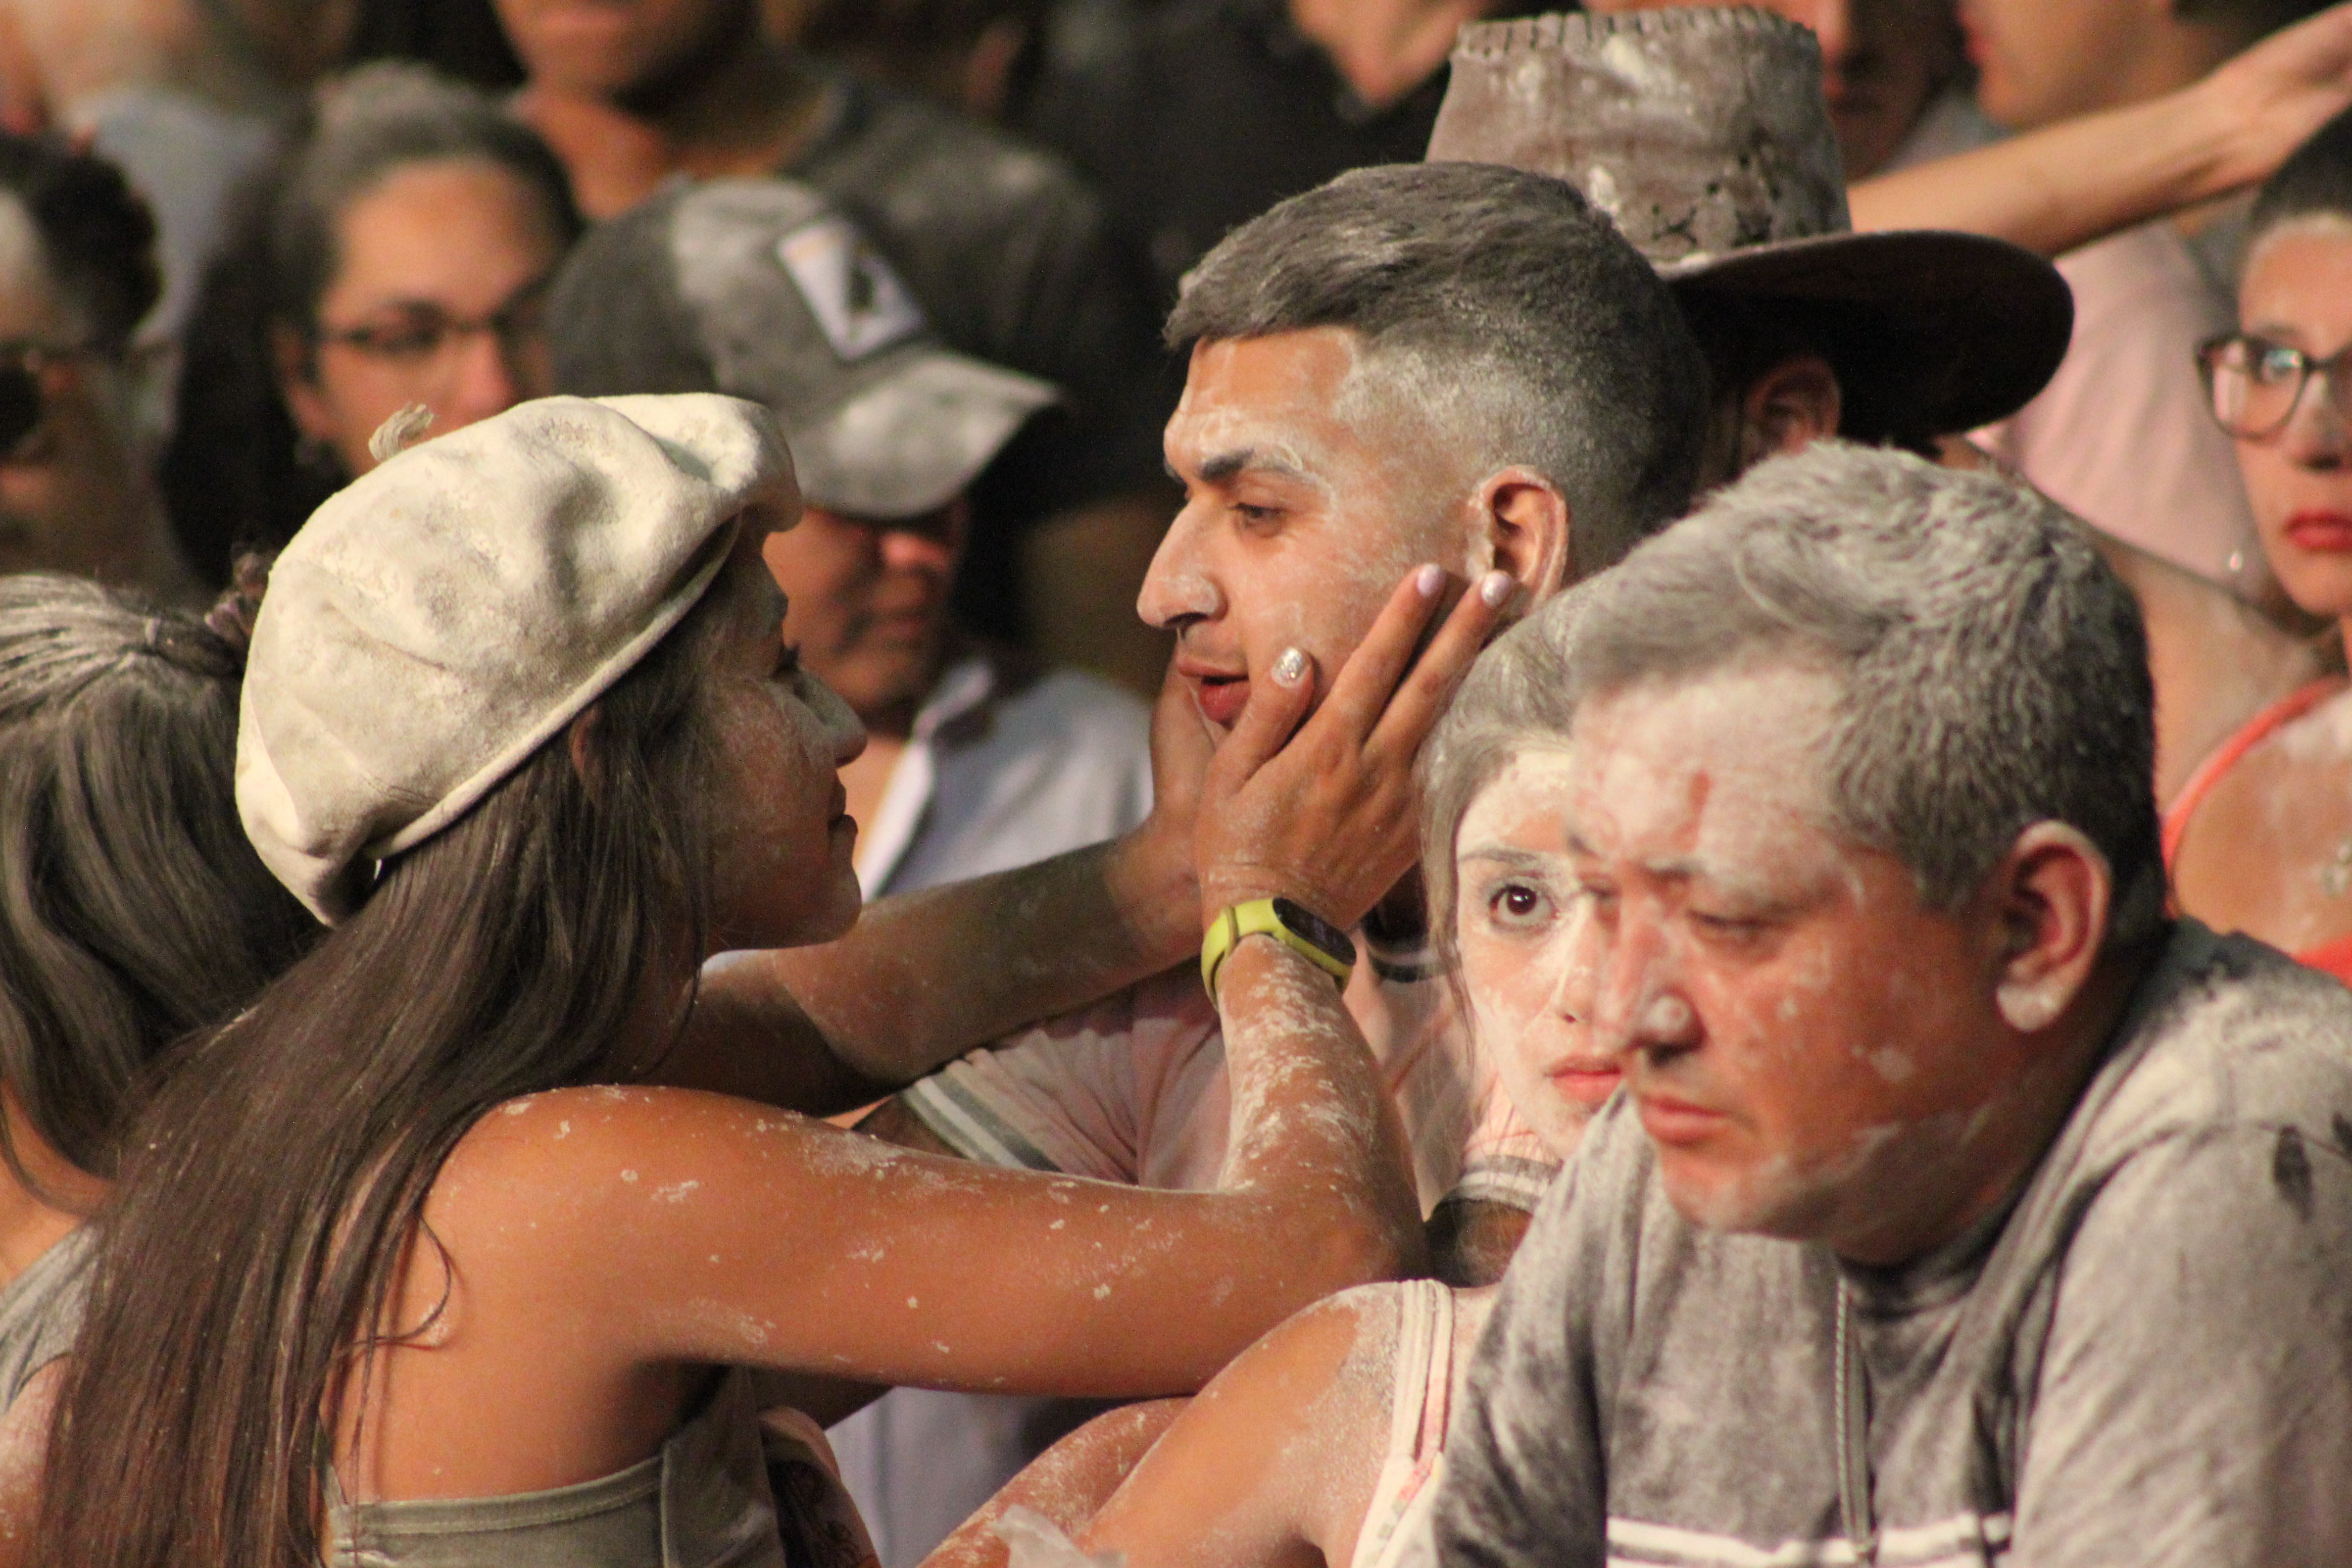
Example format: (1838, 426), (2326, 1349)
(776, 216), (927, 363)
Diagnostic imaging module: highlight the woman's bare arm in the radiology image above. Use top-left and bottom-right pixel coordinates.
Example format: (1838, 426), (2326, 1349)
(934, 1289), (1405, 1568)
(662, 661), (1214, 1114)
(374, 947), (1418, 1502)
(1851, 4), (2352, 256)
(925, 1401), (1189, 1568)
(660, 565), (1506, 1117)
(553, 932), (1418, 1392)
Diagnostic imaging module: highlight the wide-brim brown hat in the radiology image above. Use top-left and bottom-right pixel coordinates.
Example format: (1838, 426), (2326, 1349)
(1426, 8), (2073, 436)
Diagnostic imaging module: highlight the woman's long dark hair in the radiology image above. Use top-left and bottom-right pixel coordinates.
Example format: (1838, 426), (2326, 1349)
(34, 561), (736, 1568)
(0, 574), (314, 1188)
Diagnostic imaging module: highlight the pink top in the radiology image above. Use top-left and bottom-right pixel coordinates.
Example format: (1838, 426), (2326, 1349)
(2163, 676), (2352, 984)
(1980, 220), (2261, 589)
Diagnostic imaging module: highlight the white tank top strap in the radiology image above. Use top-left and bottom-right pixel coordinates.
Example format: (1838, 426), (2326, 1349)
(1350, 1280), (1458, 1568)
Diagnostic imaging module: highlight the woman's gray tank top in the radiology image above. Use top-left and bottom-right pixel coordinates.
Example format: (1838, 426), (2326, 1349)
(324, 1366), (875, 1568)
(0, 1225), (93, 1411)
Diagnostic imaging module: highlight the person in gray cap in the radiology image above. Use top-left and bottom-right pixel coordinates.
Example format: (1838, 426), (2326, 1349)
(549, 175), (1156, 1565)
(30, 391), (1487, 1567)
(1426, 7), (2073, 484)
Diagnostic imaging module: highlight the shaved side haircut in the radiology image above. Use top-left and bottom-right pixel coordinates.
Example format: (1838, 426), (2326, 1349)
(1167, 162), (1709, 578)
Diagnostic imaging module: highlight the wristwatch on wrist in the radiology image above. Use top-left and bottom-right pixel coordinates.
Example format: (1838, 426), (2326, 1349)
(1200, 896), (1357, 1000)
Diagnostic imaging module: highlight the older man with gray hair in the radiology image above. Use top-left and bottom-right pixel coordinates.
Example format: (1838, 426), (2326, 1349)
(1416, 442), (2352, 1567)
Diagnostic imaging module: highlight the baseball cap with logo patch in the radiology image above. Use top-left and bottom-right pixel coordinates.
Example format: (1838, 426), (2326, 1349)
(547, 178), (1059, 520)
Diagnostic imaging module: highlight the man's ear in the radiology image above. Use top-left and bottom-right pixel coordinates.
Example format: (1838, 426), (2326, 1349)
(1984, 821), (2113, 1034)
(1737, 352), (1843, 470)
(1471, 467), (1573, 597)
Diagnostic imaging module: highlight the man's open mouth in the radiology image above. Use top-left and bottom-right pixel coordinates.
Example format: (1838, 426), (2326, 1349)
(1195, 673), (1250, 727)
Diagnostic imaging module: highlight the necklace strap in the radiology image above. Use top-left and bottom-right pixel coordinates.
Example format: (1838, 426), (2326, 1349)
(1835, 1281), (1879, 1567)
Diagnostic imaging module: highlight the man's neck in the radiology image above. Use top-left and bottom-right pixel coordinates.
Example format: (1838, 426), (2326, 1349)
(517, 39), (826, 221)
(1834, 945), (2154, 1270)
(1286, 0), (1492, 110)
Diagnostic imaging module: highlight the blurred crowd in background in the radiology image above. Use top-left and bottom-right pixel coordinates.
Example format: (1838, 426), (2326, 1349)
(0, 0), (2066, 701)
(0, 1), (2349, 1562)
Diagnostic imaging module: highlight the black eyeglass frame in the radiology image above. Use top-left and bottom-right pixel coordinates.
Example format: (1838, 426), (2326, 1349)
(307, 274), (557, 365)
(2197, 332), (2352, 441)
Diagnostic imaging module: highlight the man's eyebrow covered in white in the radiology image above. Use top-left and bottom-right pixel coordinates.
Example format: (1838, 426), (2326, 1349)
(1563, 824), (1803, 907)
(1194, 447), (1317, 487)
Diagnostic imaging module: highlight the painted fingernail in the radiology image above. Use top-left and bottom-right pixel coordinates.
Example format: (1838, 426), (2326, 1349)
(1479, 571), (1515, 607)
(1415, 563), (1444, 597)
(1272, 647), (1308, 686)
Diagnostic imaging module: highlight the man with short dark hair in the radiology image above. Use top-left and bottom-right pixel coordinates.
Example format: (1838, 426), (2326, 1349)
(1414, 442), (2352, 1567)
(870, 160), (1708, 1283)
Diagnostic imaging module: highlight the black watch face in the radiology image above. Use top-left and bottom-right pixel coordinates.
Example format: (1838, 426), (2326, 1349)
(1272, 897), (1354, 965)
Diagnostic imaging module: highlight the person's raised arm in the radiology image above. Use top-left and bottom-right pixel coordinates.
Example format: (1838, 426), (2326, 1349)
(655, 656), (1216, 1115)
(1851, 3), (2352, 256)
(658, 565), (1506, 1118)
(443, 568), (1508, 1405)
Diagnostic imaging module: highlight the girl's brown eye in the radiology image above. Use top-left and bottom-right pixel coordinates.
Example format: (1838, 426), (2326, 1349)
(1490, 883), (1548, 924)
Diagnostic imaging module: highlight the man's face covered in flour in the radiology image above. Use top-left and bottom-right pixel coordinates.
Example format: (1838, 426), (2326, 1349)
(1144, 327), (1474, 732)
(1557, 660), (2027, 1254)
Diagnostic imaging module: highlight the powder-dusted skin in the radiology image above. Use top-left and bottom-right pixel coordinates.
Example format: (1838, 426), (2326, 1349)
(896, 948), (1556, 1225)
(1415, 923), (2352, 1567)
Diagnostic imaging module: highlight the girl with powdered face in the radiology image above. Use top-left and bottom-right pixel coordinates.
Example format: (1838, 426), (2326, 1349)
(2164, 106), (2352, 983)
(30, 392), (1461, 1568)
(0, 572), (317, 1537)
(923, 589), (1612, 1568)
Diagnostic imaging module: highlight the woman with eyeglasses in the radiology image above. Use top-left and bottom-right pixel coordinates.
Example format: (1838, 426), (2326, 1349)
(162, 62), (582, 585)
(2164, 106), (2352, 982)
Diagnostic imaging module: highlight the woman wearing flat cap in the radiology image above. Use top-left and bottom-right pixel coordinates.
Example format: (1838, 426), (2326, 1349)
(22, 392), (1476, 1568)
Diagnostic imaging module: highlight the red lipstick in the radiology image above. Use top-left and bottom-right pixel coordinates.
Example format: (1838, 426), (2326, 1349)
(2284, 511), (2352, 554)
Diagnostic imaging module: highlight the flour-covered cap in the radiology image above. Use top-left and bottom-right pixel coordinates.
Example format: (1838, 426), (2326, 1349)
(237, 392), (794, 921)
(548, 178), (1057, 520)
(1427, 8), (2073, 436)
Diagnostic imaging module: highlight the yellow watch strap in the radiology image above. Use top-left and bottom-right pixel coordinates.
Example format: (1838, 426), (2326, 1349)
(1200, 898), (1354, 1000)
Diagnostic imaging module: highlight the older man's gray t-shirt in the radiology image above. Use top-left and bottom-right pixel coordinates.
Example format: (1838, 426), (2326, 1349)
(1416, 922), (2352, 1568)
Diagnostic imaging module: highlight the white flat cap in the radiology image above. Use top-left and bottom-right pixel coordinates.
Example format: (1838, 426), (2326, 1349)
(238, 393), (795, 921)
